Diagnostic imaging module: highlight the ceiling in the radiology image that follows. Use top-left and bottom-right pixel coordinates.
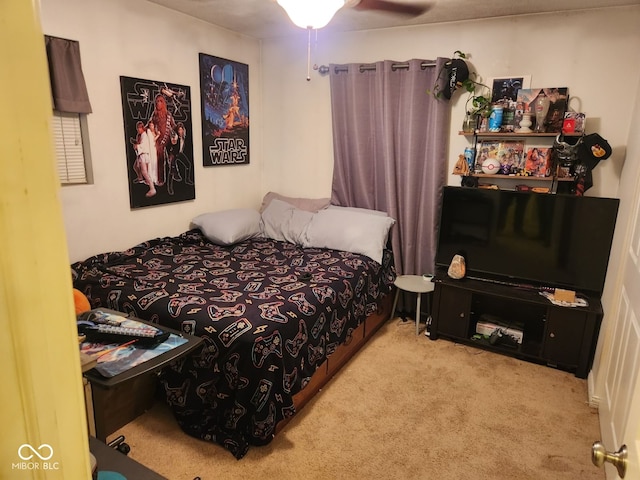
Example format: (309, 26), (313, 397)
(146, 0), (640, 39)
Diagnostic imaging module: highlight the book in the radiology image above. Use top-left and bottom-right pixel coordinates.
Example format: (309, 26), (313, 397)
(525, 147), (553, 177)
(562, 112), (586, 134)
(496, 141), (525, 174)
(474, 141), (501, 172)
(475, 141), (525, 174)
(544, 88), (569, 133)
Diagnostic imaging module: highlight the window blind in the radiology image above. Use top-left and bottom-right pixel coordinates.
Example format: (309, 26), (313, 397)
(52, 111), (87, 184)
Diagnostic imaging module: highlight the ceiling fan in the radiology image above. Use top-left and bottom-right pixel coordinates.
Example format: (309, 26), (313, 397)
(276, 0), (432, 30)
(351, 0), (431, 17)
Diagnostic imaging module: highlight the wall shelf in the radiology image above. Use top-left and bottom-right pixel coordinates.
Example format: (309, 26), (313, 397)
(458, 128), (580, 193)
(459, 131), (582, 138)
(470, 173), (574, 182)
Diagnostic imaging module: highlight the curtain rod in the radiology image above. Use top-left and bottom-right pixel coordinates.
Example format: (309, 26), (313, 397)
(316, 61), (436, 76)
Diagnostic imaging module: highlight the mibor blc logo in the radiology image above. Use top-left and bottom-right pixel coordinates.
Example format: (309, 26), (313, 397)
(13, 443), (60, 471)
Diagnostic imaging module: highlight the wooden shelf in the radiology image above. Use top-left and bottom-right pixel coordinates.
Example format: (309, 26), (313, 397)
(459, 131), (582, 137)
(457, 128), (580, 193)
(469, 173), (574, 182)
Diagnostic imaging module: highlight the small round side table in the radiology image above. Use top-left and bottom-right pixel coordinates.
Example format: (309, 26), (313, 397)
(390, 274), (435, 335)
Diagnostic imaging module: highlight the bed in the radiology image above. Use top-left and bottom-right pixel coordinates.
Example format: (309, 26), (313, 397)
(72, 198), (396, 459)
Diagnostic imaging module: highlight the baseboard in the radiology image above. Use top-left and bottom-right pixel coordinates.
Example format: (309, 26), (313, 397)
(587, 370), (600, 409)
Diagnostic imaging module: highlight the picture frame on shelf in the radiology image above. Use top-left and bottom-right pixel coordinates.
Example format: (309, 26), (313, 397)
(515, 87), (569, 133)
(562, 112), (586, 134)
(474, 140), (525, 175)
(525, 147), (553, 177)
(489, 75), (531, 133)
(474, 140), (500, 173)
(497, 141), (526, 174)
(489, 75), (531, 132)
(489, 75), (532, 103)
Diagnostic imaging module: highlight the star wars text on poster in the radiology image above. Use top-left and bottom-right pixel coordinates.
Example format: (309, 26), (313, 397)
(209, 137), (248, 165)
(125, 81), (190, 125)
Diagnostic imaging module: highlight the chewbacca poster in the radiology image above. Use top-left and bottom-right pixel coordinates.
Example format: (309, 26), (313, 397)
(199, 53), (250, 166)
(120, 76), (195, 208)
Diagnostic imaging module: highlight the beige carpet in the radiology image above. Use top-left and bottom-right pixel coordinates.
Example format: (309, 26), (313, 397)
(115, 318), (604, 480)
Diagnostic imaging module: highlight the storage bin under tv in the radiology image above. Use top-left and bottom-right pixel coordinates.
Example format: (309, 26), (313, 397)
(429, 271), (603, 378)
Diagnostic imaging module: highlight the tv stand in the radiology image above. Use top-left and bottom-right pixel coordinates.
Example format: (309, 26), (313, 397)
(429, 269), (603, 378)
(465, 275), (553, 292)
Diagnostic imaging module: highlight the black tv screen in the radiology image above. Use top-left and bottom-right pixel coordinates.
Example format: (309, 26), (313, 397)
(435, 187), (619, 295)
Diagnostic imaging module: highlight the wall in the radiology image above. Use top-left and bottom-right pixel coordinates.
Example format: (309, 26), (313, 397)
(42, 3), (640, 264)
(261, 7), (640, 202)
(41, 0), (263, 263)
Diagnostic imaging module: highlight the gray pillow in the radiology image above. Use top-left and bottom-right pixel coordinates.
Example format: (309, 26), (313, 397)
(259, 191), (331, 213)
(261, 199), (314, 245)
(191, 209), (261, 245)
(304, 207), (395, 264)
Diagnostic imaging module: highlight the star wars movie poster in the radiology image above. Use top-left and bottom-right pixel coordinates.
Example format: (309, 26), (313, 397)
(199, 53), (249, 166)
(119, 76), (195, 209)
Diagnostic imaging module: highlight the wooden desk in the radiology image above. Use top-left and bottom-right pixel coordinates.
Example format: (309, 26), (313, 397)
(82, 309), (203, 441)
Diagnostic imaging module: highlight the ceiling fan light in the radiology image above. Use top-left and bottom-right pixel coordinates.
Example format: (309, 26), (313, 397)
(276, 0), (347, 29)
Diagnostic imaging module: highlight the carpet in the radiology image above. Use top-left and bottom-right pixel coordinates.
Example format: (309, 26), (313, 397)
(114, 318), (604, 480)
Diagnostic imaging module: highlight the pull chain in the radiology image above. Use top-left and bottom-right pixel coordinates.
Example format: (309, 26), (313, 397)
(306, 27), (312, 81)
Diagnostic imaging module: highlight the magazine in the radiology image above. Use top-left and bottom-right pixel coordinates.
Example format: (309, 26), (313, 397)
(497, 141), (525, 174)
(80, 316), (188, 377)
(525, 147), (553, 177)
(474, 141), (501, 172)
(562, 112), (586, 134)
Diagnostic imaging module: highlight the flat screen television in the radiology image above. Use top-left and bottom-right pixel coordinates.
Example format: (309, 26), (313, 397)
(435, 186), (620, 295)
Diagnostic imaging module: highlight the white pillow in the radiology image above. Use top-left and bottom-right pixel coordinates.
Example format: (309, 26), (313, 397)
(261, 199), (314, 245)
(304, 208), (395, 264)
(191, 209), (262, 246)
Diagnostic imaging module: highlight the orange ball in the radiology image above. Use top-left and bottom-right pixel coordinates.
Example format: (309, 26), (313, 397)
(73, 288), (91, 315)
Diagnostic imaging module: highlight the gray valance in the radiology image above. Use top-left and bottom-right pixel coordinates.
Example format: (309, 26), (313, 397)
(44, 35), (92, 113)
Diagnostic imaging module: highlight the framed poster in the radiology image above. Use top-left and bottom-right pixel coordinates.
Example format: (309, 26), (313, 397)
(489, 75), (532, 103)
(119, 76), (195, 209)
(199, 53), (250, 166)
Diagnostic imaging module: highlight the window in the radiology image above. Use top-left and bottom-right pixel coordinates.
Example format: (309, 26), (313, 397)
(52, 111), (92, 184)
(44, 35), (93, 185)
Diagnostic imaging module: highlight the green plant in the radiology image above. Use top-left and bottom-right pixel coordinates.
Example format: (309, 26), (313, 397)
(430, 51), (491, 116)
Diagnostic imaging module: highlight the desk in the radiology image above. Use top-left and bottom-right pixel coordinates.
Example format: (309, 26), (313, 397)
(390, 275), (435, 335)
(83, 309), (203, 441)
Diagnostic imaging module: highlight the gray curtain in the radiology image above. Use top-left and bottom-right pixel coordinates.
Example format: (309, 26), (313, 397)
(329, 58), (450, 276)
(44, 35), (92, 113)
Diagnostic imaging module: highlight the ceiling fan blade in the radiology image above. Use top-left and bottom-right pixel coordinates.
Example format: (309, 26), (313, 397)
(353, 0), (432, 16)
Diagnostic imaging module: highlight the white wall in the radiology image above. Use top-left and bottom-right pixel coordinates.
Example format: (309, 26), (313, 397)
(42, 1), (640, 267)
(261, 7), (640, 201)
(41, 0), (263, 263)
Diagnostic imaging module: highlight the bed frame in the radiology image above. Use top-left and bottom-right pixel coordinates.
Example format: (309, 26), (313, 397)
(276, 292), (392, 434)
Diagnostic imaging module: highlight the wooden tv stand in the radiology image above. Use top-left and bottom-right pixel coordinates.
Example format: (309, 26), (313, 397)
(429, 270), (603, 378)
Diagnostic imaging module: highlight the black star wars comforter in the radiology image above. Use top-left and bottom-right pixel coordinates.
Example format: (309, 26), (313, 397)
(72, 229), (395, 458)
